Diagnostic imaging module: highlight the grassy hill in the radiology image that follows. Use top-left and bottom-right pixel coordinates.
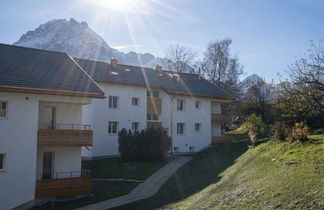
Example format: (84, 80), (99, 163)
(167, 135), (324, 209)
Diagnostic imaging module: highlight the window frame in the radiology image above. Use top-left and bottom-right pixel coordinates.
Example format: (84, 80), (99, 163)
(194, 123), (202, 132)
(177, 99), (185, 111)
(132, 97), (140, 107)
(177, 123), (185, 135)
(132, 122), (140, 131)
(147, 90), (160, 98)
(147, 113), (160, 121)
(0, 101), (8, 119)
(108, 96), (119, 109)
(108, 121), (119, 134)
(195, 101), (201, 109)
(0, 153), (6, 171)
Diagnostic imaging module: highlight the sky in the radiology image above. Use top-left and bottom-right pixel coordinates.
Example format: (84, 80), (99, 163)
(0, 0), (324, 81)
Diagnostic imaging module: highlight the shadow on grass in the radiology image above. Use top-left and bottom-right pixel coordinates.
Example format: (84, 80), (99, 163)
(113, 140), (249, 210)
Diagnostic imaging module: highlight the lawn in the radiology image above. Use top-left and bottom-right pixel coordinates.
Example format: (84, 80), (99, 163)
(82, 157), (172, 180)
(32, 157), (172, 210)
(114, 134), (324, 209)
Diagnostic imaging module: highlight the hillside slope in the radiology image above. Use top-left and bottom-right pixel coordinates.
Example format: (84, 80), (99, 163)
(168, 136), (324, 209)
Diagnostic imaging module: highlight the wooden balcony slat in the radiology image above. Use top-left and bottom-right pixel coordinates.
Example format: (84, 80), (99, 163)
(147, 121), (162, 128)
(211, 114), (231, 122)
(36, 176), (92, 199)
(38, 129), (93, 147)
(211, 136), (230, 144)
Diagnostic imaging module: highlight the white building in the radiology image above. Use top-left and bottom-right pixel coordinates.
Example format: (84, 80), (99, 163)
(75, 58), (234, 158)
(0, 44), (104, 210)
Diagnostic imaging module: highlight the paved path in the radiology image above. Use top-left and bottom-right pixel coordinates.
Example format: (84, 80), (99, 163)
(77, 156), (192, 210)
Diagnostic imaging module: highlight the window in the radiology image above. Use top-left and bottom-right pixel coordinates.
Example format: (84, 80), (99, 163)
(173, 147), (179, 152)
(147, 113), (159, 121)
(177, 99), (185, 111)
(195, 101), (201, 109)
(0, 153), (5, 170)
(147, 90), (160, 98)
(189, 146), (195, 152)
(108, 121), (118, 134)
(0, 101), (7, 117)
(109, 96), (118, 108)
(132, 122), (140, 131)
(194, 123), (202, 132)
(177, 123), (185, 135)
(132, 97), (139, 106)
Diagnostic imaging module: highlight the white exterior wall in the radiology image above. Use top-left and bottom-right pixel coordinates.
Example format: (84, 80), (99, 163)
(170, 95), (212, 153)
(0, 92), (91, 210)
(83, 83), (147, 157)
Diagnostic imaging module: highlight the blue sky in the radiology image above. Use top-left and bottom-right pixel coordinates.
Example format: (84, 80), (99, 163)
(1, 0), (324, 81)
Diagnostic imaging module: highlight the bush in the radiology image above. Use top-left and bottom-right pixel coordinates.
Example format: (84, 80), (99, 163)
(291, 122), (309, 142)
(118, 127), (171, 161)
(271, 121), (289, 141)
(245, 114), (268, 145)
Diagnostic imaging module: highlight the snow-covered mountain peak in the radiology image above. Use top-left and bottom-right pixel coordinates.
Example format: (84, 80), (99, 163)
(14, 18), (167, 68)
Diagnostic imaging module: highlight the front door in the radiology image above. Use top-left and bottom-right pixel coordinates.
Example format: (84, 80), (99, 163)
(42, 152), (54, 179)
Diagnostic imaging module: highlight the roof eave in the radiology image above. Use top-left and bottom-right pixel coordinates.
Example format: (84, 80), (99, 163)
(0, 85), (105, 99)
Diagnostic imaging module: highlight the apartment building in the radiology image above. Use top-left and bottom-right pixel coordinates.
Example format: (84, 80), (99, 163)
(75, 58), (234, 158)
(0, 44), (104, 210)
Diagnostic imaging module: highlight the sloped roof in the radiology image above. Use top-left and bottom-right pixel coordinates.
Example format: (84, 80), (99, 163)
(0, 44), (104, 98)
(74, 57), (234, 100)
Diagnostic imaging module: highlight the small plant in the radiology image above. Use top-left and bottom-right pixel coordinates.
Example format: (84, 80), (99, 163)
(271, 121), (289, 141)
(291, 122), (309, 142)
(245, 114), (267, 146)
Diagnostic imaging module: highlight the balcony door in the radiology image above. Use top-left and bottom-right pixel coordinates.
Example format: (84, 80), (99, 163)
(44, 106), (56, 129)
(42, 152), (54, 180)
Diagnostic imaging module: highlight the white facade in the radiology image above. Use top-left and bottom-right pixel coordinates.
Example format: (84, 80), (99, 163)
(83, 82), (224, 157)
(0, 92), (91, 210)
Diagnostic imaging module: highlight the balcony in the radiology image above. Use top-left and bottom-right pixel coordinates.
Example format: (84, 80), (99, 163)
(211, 135), (230, 144)
(147, 121), (162, 128)
(211, 112), (232, 122)
(38, 123), (93, 147)
(147, 98), (162, 114)
(35, 170), (92, 199)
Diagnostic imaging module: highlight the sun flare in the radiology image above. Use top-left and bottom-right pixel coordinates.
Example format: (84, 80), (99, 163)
(88, 0), (146, 13)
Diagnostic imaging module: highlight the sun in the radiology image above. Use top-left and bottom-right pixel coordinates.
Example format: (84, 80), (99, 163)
(88, 0), (145, 13)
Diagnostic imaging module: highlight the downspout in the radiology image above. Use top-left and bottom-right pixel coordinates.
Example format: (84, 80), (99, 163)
(170, 95), (175, 155)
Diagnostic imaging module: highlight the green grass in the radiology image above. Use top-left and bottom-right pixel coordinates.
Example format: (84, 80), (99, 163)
(83, 157), (173, 180)
(114, 134), (324, 209)
(226, 123), (249, 135)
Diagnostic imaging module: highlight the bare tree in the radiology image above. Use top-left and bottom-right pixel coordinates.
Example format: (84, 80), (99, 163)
(166, 44), (197, 73)
(200, 38), (243, 96)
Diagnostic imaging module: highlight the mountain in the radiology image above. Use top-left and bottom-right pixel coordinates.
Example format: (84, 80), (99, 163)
(239, 74), (263, 94)
(14, 18), (168, 68)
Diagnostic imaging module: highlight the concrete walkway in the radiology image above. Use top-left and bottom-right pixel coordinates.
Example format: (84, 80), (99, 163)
(77, 156), (192, 210)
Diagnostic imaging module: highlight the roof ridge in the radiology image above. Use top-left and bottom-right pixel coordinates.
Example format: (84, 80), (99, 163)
(73, 56), (200, 76)
(0, 43), (67, 56)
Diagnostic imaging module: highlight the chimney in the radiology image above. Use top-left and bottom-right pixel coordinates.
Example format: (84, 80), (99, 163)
(156, 64), (163, 73)
(111, 58), (118, 68)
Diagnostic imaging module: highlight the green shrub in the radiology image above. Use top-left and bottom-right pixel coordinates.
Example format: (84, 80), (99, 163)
(118, 127), (171, 161)
(291, 122), (309, 142)
(271, 121), (289, 141)
(245, 114), (268, 145)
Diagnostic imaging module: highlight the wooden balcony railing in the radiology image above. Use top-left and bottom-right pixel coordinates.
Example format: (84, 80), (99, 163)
(147, 121), (162, 128)
(211, 113), (232, 122)
(211, 135), (230, 144)
(147, 98), (162, 114)
(35, 175), (92, 199)
(38, 123), (93, 147)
